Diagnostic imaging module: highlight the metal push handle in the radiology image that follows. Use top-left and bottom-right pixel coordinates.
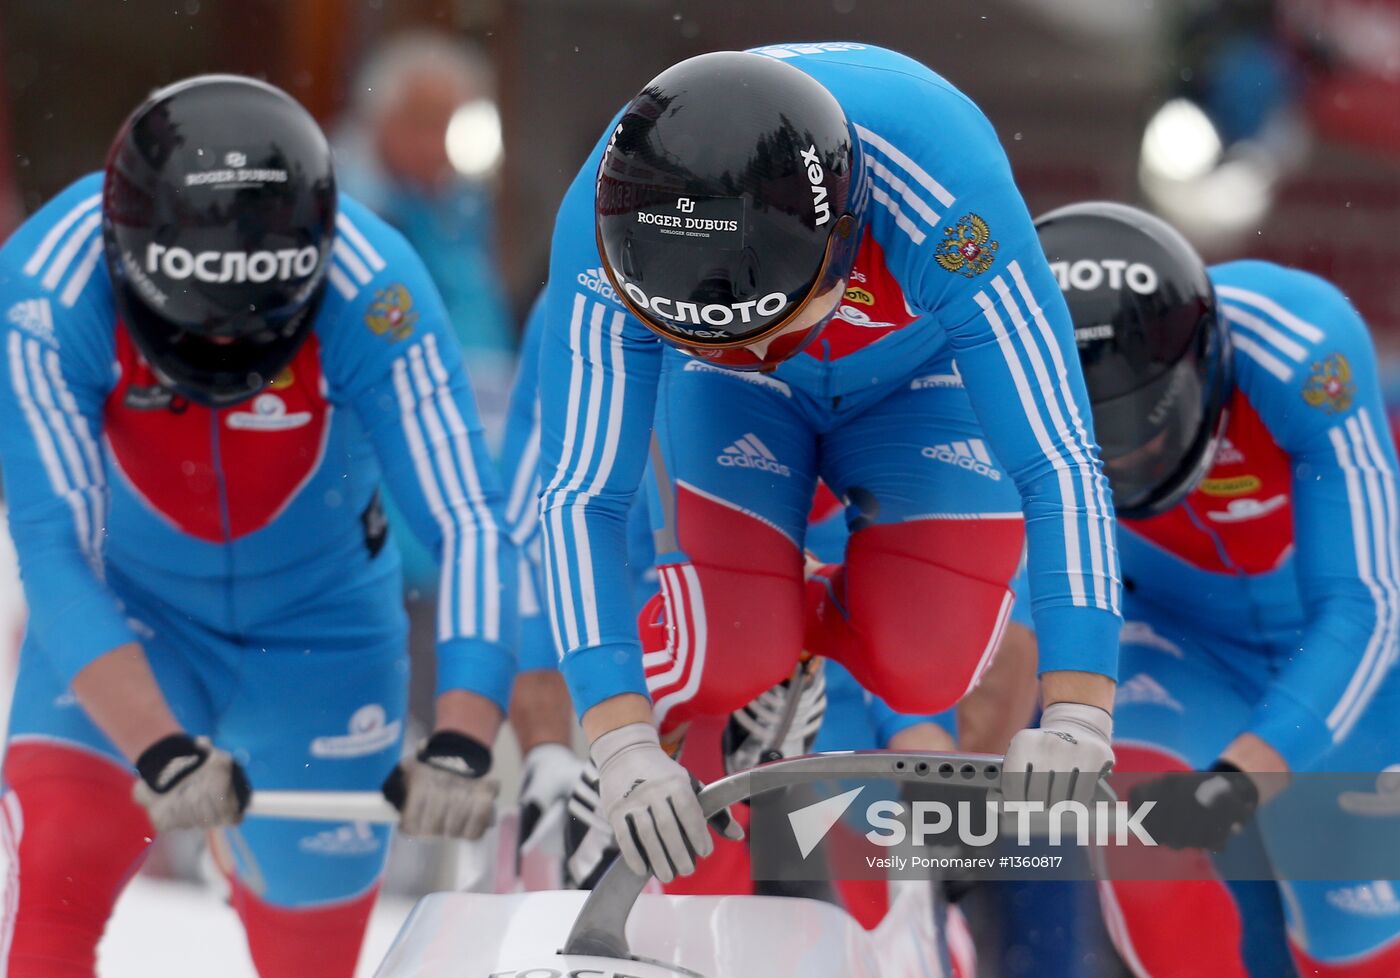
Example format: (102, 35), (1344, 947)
(246, 789), (401, 823)
(563, 750), (1004, 958)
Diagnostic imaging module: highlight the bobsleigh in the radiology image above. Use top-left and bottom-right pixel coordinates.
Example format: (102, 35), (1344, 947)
(350, 752), (996, 978)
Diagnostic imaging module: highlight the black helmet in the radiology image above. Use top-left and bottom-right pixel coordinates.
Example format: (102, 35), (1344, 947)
(1034, 201), (1232, 519)
(596, 51), (864, 371)
(102, 74), (336, 407)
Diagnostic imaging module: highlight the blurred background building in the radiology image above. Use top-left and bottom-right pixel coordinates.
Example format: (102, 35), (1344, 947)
(0, 1), (1396, 975)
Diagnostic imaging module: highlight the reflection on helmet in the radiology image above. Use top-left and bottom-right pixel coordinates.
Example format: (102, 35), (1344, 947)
(595, 51), (865, 371)
(1034, 201), (1232, 519)
(102, 74), (337, 407)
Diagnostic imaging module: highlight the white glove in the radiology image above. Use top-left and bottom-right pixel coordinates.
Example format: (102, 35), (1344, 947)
(133, 734), (250, 832)
(518, 742), (586, 851)
(723, 659), (827, 775)
(564, 761), (615, 889)
(591, 722), (742, 883)
(1001, 702), (1114, 806)
(382, 731), (499, 839)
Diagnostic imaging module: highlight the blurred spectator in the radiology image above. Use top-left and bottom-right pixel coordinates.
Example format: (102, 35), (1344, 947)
(335, 30), (514, 368)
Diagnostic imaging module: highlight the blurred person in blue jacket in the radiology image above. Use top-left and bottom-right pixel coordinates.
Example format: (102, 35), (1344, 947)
(335, 31), (513, 369)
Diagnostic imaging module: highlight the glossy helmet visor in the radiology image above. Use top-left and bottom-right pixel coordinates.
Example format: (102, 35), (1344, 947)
(102, 74), (336, 407)
(596, 51), (865, 371)
(1034, 201), (1232, 519)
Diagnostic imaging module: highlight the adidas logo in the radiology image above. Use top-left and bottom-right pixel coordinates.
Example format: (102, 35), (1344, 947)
(922, 439), (1001, 480)
(7, 298), (54, 346)
(1326, 882), (1400, 917)
(717, 433), (791, 477)
(1120, 621), (1185, 659)
(1115, 673), (1184, 713)
(298, 821), (382, 857)
(575, 266), (618, 303)
(1214, 438), (1245, 465)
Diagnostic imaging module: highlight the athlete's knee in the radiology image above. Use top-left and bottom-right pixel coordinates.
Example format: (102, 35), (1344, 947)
(645, 558), (805, 725)
(825, 521), (1023, 713)
(689, 559), (805, 680)
(2, 742), (153, 978)
(647, 487), (805, 723)
(1101, 877), (1250, 978)
(1098, 745), (1249, 978)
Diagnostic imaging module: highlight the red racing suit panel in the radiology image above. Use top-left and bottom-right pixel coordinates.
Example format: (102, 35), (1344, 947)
(104, 325), (332, 543)
(1127, 390), (1294, 576)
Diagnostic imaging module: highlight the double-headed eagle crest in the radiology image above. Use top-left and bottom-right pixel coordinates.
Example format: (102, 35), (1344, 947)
(1301, 353), (1355, 414)
(365, 283), (419, 343)
(934, 213), (998, 278)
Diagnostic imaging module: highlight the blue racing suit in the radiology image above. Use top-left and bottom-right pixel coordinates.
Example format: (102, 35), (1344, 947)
(1077, 261), (1400, 974)
(0, 174), (516, 909)
(535, 42), (1121, 719)
(502, 295), (953, 743)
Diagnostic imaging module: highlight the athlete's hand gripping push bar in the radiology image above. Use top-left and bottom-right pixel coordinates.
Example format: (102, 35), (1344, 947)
(566, 750), (1029, 960)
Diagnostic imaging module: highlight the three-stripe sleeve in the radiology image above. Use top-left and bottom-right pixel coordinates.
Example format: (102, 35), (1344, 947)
(0, 177), (137, 681)
(23, 190), (106, 309)
(879, 111), (1122, 677)
(952, 260), (1121, 676)
(384, 336), (515, 706)
(336, 204), (517, 710)
(533, 149), (666, 715)
(536, 278), (664, 715)
(0, 333), (126, 679)
(1221, 264), (1400, 770)
(850, 110), (1122, 678)
(498, 296), (561, 673)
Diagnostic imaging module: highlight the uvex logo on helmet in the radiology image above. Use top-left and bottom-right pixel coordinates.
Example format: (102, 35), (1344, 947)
(800, 144), (831, 227)
(146, 243), (320, 285)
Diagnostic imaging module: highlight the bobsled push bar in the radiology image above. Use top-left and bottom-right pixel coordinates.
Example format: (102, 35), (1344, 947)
(246, 789), (402, 823)
(564, 750), (1004, 959)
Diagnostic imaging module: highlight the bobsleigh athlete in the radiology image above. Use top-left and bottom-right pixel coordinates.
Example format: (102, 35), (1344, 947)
(0, 76), (515, 978)
(1038, 202), (1400, 977)
(535, 41), (1123, 883)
